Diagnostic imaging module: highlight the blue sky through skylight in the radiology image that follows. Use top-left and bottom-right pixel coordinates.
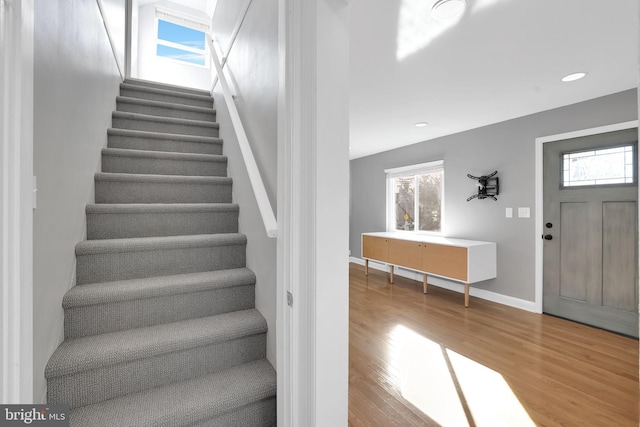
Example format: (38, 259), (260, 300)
(158, 20), (205, 50)
(156, 45), (205, 66)
(157, 19), (206, 66)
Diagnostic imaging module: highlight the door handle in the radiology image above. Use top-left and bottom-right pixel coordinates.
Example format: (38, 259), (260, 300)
(543, 234), (553, 240)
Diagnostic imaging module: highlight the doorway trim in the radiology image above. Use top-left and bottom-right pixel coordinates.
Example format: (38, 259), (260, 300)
(0, 0), (34, 403)
(534, 120), (639, 314)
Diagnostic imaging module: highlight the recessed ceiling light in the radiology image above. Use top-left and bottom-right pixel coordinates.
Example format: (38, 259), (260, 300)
(415, 122), (429, 128)
(561, 72), (587, 82)
(431, 0), (467, 21)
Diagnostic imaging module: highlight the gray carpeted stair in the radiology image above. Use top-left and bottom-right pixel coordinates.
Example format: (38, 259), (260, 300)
(119, 82), (214, 108)
(63, 269), (256, 338)
(94, 172), (232, 204)
(101, 148), (228, 176)
(123, 78), (212, 97)
(112, 111), (220, 137)
(47, 309), (267, 409)
(67, 359), (276, 427)
(116, 96), (217, 122)
(75, 234), (248, 284)
(46, 78), (276, 426)
(86, 203), (239, 239)
(107, 128), (223, 155)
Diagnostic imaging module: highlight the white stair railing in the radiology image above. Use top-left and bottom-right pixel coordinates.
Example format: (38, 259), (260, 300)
(207, 35), (277, 238)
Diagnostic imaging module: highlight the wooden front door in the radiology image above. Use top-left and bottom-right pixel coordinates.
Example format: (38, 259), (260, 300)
(543, 128), (639, 337)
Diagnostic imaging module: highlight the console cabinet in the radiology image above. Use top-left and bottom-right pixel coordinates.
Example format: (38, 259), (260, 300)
(361, 232), (497, 307)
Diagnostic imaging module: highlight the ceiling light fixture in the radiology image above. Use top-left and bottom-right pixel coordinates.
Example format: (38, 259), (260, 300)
(431, 0), (467, 21)
(561, 72), (587, 82)
(415, 122), (429, 128)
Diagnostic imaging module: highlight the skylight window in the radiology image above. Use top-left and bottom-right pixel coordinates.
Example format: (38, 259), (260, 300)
(155, 10), (208, 67)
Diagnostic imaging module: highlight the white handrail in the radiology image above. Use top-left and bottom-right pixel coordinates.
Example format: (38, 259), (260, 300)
(207, 35), (277, 238)
(209, 0), (253, 93)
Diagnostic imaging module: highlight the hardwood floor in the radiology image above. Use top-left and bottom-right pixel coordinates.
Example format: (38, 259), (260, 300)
(348, 263), (639, 427)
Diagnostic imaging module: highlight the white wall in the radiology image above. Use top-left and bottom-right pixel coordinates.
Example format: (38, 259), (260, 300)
(99, 0), (126, 76)
(211, 0), (278, 365)
(33, 0), (122, 403)
(137, 0), (211, 89)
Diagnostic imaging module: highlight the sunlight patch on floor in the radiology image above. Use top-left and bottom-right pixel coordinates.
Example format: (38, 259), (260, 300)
(392, 325), (468, 426)
(390, 324), (535, 426)
(447, 348), (536, 427)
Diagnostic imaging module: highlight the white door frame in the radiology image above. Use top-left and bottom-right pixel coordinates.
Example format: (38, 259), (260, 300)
(277, 0), (350, 425)
(534, 120), (639, 314)
(0, 0), (34, 404)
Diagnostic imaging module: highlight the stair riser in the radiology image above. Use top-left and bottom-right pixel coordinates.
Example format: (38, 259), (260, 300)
(187, 398), (276, 427)
(108, 134), (223, 155)
(95, 180), (232, 204)
(76, 243), (246, 284)
(116, 100), (216, 122)
(65, 285), (255, 338)
(102, 154), (227, 177)
(112, 116), (218, 138)
(48, 334), (266, 409)
(120, 87), (213, 109)
(123, 80), (209, 96)
(87, 210), (239, 239)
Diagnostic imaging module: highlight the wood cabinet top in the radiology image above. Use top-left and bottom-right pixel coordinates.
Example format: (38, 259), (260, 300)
(362, 232), (495, 248)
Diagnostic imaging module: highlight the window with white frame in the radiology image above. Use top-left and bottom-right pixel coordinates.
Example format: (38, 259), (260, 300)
(386, 160), (444, 233)
(156, 8), (209, 67)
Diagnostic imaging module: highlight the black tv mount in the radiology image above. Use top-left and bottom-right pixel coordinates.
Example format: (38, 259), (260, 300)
(467, 170), (499, 201)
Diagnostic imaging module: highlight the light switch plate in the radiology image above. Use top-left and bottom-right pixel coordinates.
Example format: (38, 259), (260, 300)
(505, 207), (513, 218)
(518, 207), (530, 218)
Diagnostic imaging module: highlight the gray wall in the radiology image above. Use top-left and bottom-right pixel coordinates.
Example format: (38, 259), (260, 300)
(211, 0), (278, 365)
(33, 0), (122, 402)
(350, 89), (638, 302)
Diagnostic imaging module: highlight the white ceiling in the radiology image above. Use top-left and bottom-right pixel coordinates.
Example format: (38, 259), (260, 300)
(137, 0), (216, 17)
(349, 0), (639, 159)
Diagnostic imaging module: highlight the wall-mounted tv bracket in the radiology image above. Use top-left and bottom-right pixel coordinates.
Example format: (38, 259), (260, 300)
(466, 170), (499, 201)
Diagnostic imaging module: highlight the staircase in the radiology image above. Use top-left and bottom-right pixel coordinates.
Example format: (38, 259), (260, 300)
(45, 78), (277, 426)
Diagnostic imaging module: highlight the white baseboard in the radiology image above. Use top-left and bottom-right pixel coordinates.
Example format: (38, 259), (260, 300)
(349, 257), (539, 313)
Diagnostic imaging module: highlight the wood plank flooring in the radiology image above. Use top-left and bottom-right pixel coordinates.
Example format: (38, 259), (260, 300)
(348, 263), (639, 427)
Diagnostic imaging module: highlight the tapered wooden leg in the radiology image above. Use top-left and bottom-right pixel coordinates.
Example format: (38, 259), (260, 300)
(464, 283), (470, 308)
(389, 265), (394, 284)
(365, 259), (369, 276)
(423, 274), (428, 294)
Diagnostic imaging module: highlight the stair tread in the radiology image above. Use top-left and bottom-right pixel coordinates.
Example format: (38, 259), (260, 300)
(120, 82), (212, 101)
(116, 96), (216, 114)
(95, 171), (232, 183)
(107, 128), (223, 144)
(46, 309), (267, 378)
(113, 111), (220, 128)
(76, 233), (247, 255)
(68, 359), (275, 427)
(65, 268), (253, 305)
(102, 147), (227, 162)
(123, 78), (211, 95)
(64, 268), (256, 308)
(86, 202), (239, 214)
